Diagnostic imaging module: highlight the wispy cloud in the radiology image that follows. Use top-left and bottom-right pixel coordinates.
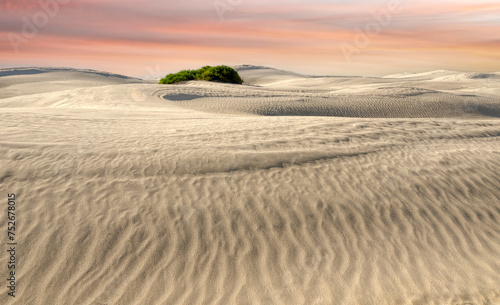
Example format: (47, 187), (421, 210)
(1, 0), (499, 76)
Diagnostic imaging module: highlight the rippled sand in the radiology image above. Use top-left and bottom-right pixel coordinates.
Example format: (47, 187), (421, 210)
(0, 66), (499, 305)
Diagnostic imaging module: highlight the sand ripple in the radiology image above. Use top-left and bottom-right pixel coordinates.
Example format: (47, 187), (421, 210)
(0, 67), (499, 304)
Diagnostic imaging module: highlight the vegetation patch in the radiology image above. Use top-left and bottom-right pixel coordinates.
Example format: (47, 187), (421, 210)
(159, 66), (243, 85)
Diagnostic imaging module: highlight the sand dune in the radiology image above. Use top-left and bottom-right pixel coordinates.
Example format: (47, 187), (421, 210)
(1, 66), (500, 305)
(383, 70), (460, 80)
(0, 67), (144, 100)
(157, 66), (500, 118)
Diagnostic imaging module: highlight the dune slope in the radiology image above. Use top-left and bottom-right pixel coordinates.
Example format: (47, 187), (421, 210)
(0, 67), (499, 305)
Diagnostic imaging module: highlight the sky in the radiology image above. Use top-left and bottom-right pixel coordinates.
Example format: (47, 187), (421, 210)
(1, 0), (499, 77)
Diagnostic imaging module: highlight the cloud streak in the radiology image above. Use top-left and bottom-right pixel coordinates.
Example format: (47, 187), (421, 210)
(1, 0), (499, 76)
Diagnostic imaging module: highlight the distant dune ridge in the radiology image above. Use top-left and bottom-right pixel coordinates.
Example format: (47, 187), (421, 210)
(0, 66), (499, 305)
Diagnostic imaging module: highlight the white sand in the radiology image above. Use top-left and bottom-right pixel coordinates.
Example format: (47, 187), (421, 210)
(0, 66), (499, 305)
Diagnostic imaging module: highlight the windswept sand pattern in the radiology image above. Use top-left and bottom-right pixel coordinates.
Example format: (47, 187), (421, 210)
(0, 67), (500, 305)
(158, 67), (500, 118)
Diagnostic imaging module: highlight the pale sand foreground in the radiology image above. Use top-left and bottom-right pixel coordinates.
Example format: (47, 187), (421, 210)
(0, 66), (499, 305)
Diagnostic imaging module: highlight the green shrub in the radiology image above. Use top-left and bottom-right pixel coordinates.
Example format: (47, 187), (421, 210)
(159, 69), (196, 84)
(195, 66), (212, 79)
(159, 66), (243, 85)
(200, 66), (243, 84)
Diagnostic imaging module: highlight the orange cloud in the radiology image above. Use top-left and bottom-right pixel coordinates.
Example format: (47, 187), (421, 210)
(1, 0), (499, 76)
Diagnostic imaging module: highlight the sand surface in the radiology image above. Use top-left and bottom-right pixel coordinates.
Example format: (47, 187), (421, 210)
(0, 66), (499, 305)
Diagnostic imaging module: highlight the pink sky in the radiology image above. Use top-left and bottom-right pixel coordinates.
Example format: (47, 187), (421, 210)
(1, 0), (499, 77)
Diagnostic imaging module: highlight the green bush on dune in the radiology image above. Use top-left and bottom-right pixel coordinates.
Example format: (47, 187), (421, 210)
(159, 66), (243, 85)
(159, 69), (196, 84)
